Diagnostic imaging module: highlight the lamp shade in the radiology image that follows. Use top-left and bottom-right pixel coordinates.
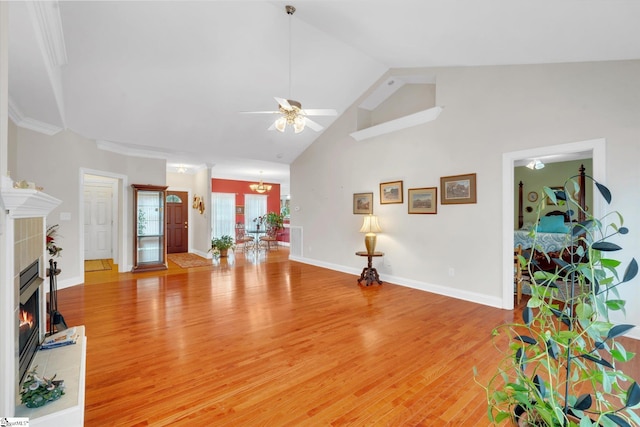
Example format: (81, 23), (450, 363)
(359, 215), (381, 255)
(274, 117), (287, 133)
(359, 215), (382, 234)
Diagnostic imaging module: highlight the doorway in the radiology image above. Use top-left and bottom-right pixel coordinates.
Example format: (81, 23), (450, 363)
(80, 170), (126, 274)
(502, 138), (606, 309)
(84, 175), (117, 260)
(166, 191), (189, 253)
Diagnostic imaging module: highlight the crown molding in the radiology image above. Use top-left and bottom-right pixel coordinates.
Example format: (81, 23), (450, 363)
(8, 97), (63, 136)
(29, 1), (68, 67)
(25, 1), (67, 127)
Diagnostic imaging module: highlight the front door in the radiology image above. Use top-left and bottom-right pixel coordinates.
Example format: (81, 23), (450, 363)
(166, 191), (189, 253)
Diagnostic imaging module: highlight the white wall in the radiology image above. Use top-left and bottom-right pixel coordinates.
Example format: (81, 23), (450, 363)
(166, 168), (212, 257)
(11, 125), (167, 287)
(290, 60), (640, 337)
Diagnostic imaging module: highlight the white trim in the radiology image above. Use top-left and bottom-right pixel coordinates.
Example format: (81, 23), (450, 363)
(28, 1), (68, 67)
(79, 169), (128, 274)
(349, 106), (442, 142)
(8, 97), (62, 136)
(24, 1), (67, 128)
(502, 138), (606, 310)
(288, 255), (502, 308)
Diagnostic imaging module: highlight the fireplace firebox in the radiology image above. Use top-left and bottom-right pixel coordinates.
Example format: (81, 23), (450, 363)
(19, 259), (41, 383)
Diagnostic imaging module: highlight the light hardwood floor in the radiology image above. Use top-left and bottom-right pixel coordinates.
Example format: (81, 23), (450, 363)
(57, 249), (640, 426)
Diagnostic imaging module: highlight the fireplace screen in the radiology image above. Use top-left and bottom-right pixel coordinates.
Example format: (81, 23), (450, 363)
(19, 259), (41, 382)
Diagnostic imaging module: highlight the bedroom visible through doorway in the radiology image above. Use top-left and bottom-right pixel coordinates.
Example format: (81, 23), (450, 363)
(502, 138), (606, 310)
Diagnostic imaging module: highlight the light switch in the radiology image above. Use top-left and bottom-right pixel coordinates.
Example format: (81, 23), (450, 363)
(60, 212), (71, 221)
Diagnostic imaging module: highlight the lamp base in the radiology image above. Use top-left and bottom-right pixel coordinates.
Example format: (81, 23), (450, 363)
(364, 233), (377, 255)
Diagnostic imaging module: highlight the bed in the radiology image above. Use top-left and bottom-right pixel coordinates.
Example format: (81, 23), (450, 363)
(515, 164), (587, 271)
(514, 213), (573, 253)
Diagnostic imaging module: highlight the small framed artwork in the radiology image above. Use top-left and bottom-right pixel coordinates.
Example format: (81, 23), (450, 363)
(353, 192), (373, 214)
(236, 206), (244, 214)
(545, 186), (565, 204)
(440, 173), (477, 205)
(408, 187), (437, 214)
(380, 180), (404, 204)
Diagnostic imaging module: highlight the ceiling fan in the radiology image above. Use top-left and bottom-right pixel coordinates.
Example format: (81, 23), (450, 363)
(241, 5), (338, 134)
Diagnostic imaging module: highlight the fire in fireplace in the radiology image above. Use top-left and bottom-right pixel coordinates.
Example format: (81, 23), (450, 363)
(19, 259), (41, 383)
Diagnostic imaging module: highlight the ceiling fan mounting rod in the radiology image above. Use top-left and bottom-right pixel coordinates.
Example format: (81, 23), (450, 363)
(286, 5), (295, 99)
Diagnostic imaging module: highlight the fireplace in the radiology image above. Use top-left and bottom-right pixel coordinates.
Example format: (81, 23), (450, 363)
(18, 259), (42, 383)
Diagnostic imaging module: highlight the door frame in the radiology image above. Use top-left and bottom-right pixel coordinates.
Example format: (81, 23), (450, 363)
(167, 186), (193, 253)
(79, 169), (128, 273)
(501, 138), (606, 309)
(83, 179), (116, 260)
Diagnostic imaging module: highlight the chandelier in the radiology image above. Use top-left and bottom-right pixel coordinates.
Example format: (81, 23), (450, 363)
(250, 172), (272, 193)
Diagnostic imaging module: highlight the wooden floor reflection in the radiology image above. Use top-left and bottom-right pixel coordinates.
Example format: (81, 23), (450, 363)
(59, 248), (640, 426)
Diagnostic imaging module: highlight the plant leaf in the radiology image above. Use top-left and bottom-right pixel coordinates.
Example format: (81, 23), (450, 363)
(533, 374), (545, 397)
(552, 311), (571, 327)
(604, 413), (630, 427)
(601, 258), (622, 269)
(522, 307), (533, 326)
(547, 340), (559, 360)
(595, 181), (612, 204)
(605, 300), (626, 311)
(623, 258), (638, 283)
(516, 335), (537, 345)
(516, 347), (526, 370)
(619, 226), (629, 235)
(543, 186), (557, 204)
(580, 353), (614, 369)
(607, 324), (635, 340)
(592, 241), (622, 252)
(574, 393), (592, 410)
(626, 382), (640, 408)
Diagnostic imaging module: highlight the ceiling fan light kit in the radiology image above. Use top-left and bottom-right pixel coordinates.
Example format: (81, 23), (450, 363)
(242, 5), (337, 134)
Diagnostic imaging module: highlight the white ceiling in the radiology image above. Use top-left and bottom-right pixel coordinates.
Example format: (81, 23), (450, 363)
(8, 1), (640, 195)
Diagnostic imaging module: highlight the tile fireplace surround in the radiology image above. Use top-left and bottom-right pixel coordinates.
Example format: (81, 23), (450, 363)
(0, 181), (61, 417)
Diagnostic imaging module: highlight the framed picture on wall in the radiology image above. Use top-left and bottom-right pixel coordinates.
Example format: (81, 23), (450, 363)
(440, 173), (477, 205)
(408, 187), (437, 214)
(380, 181), (404, 204)
(353, 192), (373, 214)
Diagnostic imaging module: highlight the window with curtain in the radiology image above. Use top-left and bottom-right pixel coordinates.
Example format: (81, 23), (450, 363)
(244, 194), (267, 230)
(211, 193), (236, 239)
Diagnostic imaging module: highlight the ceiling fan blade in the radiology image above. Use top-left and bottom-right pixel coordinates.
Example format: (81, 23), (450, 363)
(304, 117), (324, 132)
(274, 97), (292, 110)
(301, 108), (338, 116)
(267, 121), (277, 131)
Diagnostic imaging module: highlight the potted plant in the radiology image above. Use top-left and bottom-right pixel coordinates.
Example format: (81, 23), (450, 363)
(476, 174), (639, 426)
(265, 211), (284, 231)
(210, 235), (235, 257)
(253, 215), (266, 230)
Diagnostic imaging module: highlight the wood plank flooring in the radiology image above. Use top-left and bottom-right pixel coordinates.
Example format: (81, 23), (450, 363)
(56, 249), (640, 426)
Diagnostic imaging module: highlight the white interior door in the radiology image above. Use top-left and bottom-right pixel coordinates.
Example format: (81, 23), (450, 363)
(84, 183), (114, 260)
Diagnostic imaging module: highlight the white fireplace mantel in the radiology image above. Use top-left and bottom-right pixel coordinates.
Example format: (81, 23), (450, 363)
(0, 188), (62, 218)
(1, 181), (62, 417)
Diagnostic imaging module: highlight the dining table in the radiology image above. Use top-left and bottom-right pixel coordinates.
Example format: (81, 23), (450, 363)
(245, 229), (267, 251)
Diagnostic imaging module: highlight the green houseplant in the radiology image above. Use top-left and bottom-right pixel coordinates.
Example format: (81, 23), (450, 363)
(210, 235), (235, 257)
(265, 211), (284, 231)
(477, 174), (639, 426)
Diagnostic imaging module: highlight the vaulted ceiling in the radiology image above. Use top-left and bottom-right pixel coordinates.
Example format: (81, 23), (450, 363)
(8, 1), (640, 193)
